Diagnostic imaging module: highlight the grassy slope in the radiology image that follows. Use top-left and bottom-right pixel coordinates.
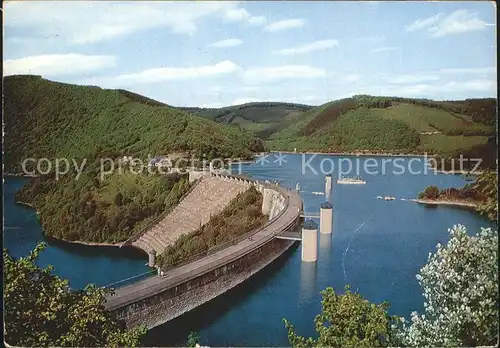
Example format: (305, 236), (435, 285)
(266, 97), (495, 155)
(257, 102), (335, 151)
(420, 134), (489, 154)
(268, 107), (420, 152)
(371, 103), (491, 134)
(4, 75), (263, 172)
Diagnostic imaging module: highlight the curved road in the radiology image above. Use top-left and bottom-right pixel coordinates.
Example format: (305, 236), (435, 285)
(105, 184), (302, 311)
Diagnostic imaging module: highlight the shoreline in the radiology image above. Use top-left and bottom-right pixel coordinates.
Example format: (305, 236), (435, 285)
(270, 150), (431, 158)
(15, 200), (38, 211)
(4, 172), (39, 178)
(427, 166), (483, 175)
(409, 198), (479, 208)
(50, 238), (123, 248)
(14, 200), (125, 248)
(230, 160), (255, 165)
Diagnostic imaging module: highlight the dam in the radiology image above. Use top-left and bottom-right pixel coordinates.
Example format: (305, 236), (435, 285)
(105, 172), (303, 329)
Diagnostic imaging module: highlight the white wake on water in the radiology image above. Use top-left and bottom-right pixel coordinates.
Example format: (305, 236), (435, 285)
(341, 213), (375, 281)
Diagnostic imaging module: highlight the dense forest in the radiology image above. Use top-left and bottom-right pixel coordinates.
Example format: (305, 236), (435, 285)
(351, 94), (497, 127)
(114, 89), (167, 107)
(15, 162), (191, 243)
(156, 186), (267, 269)
(3, 75), (264, 173)
(190, 95), (496, 142)
(315, 108), (421, 151)
(181, 101), (312, 121)
(4, 75), (268, 243)
(433, 140), (497, 170)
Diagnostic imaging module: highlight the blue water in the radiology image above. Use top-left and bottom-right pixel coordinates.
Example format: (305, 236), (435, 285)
(146, 154), (497, 346)
(3, 177), (151, 289)
(3, 154), (497, 346)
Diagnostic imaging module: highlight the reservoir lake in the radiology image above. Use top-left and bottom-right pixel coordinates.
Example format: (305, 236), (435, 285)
(3, 154), (496, 346)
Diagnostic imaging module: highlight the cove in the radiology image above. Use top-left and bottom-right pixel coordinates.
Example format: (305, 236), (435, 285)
(3, 177), (151, 290)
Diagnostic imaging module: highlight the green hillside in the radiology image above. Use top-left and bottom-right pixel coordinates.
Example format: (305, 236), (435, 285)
(180, 102), (313, 139)
(4, 75), (264, 173)
(4, 75), (265, 244)
(267, 95), (496, 159)
(15, 169), (190, 243)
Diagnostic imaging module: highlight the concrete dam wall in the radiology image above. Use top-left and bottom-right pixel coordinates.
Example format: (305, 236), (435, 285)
(105, 174), (302, 329)
(111, 238), (296, 329)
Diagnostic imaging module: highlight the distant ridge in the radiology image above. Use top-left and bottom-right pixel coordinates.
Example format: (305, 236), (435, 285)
(179, 102), (314, 139)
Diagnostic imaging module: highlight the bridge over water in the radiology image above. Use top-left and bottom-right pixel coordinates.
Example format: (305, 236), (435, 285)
(105, 174), (303, 329)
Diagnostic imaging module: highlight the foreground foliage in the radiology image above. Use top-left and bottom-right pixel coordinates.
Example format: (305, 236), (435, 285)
(284, 286), (398, 347)
(3, 243), (146, 347)
(473, 170), (498, 221)
(157, 185), (267, 269)
(285, 224), (498, 347)
(187, 331), (201, 347)
(397, 225), (498, 346)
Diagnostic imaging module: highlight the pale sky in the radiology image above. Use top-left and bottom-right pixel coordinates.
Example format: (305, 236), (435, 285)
(3, 1), (497, 107)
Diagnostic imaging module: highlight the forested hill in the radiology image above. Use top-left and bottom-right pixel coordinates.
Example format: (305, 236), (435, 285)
(3, 75), (264, 172)
(265, 94), (497, 166)
(179, 102), (313, 139)
(4, 75), (265, 244)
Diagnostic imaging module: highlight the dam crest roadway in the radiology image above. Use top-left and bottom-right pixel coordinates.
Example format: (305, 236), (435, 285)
(104, 171), (303, 329)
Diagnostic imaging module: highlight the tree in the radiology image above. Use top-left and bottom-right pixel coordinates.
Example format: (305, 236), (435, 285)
(422, 185), (440, 199)
(396, 225), (498, 346)
(473, 170), (498, 221)
(283, 285), (399, 347)
(3, 243), (146, 347)
(114, 192), (124, 206)
(187, 331), (200, 347)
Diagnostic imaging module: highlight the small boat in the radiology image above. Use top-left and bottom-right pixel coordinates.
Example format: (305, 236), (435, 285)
(384, 196), (396, 201)
(312, 191), (325, 196)
(376, 196), (383, 200)
(337, 176), (366, 184)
